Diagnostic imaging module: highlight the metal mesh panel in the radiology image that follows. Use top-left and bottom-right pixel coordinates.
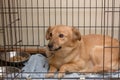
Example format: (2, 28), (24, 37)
(0, 0), (120, 79)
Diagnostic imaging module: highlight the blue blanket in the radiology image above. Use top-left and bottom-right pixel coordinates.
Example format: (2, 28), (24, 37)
(6, 54), (120, 80)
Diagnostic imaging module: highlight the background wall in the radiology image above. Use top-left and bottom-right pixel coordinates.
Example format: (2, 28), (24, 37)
(0, 0), (3, 47)
(0, 0), (120, 48)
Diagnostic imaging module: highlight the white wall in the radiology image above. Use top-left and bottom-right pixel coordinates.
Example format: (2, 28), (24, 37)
(0, 0), (120, 47)
(0, 0), (3, 46)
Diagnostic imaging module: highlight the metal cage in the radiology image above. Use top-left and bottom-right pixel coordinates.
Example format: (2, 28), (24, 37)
(0, 0), (120, 79)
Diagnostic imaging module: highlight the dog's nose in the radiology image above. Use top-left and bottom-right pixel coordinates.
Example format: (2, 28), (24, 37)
(48, 44), (53, 49)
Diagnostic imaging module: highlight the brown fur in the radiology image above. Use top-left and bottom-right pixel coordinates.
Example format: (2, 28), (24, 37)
(45, 25), (120, 78)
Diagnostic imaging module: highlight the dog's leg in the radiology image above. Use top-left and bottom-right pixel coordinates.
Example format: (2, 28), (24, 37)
(58, 63), (83, 78)
(91, 46), (119, 73)
(45, 65), (57, 78)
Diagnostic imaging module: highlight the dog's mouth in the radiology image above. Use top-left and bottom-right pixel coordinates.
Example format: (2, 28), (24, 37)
(49, 46), (62, 51)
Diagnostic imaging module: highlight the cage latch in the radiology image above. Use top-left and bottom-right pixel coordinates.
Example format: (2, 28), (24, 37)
(79, 75), (86, 80)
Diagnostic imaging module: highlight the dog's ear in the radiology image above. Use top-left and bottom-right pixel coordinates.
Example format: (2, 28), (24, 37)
(46, 26), (52, 40)
(72, 27), (81, 41)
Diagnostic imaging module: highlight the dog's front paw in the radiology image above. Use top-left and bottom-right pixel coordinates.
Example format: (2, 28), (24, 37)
(57, 72), (65, 79)
(45, 73), (55, 78)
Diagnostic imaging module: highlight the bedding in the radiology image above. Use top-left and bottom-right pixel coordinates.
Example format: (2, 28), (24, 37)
(6, 54), (120, 80)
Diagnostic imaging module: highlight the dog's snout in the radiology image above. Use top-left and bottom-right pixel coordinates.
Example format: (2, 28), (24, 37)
(48, 44), (53, 49)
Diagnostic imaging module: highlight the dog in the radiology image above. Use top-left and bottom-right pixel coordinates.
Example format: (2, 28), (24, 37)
(45, 25), (120, 78)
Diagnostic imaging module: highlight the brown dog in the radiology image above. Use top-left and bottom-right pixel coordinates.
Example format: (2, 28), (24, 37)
(45, 25), (120, 78)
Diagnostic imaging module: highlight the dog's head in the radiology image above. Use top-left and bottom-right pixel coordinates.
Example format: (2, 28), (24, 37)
(46, 25), (81, 51)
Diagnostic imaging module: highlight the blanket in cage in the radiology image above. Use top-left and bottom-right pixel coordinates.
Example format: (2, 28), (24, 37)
(7, 54), (120, 80)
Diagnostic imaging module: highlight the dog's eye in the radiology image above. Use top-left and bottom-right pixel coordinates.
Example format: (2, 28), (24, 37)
(59, 34), (64, 38)
(49, 33), (52, 37)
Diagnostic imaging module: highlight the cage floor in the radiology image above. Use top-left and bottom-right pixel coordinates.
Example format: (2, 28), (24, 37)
(4, 54), (120, 80)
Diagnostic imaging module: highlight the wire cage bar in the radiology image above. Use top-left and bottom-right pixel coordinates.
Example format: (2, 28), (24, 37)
(0, 0), (120, 79)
